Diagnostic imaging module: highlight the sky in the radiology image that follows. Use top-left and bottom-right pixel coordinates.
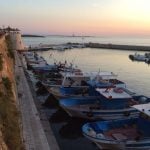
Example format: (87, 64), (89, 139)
(1, 0), (150, 36)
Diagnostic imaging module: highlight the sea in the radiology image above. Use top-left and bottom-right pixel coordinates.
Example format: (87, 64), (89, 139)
(23, 35), (150, 47)
(23, 36), (150, 150)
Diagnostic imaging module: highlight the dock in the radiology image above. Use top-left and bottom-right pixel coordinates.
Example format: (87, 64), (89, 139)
(15, 50), (59, 150)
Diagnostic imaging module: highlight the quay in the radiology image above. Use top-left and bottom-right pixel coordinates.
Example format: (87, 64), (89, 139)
(15, 50), (59, 150)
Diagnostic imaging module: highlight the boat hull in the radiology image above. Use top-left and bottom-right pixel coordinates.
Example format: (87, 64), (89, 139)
(48, 86), (89, 100)
(61, 106), (139, 120)
(129, 54), (146, 62)
(84, 133), (150, 150)
(83, 133), (125, 150)
(90, 138), (150, 150)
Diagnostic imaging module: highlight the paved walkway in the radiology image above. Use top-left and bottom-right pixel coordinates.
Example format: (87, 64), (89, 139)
(15, 51), (51, 150)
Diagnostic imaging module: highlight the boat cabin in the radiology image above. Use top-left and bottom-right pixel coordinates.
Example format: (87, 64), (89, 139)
(94, 87), (149, 109)
(61, 72), (90, 87)
(87, 72), (126, 96)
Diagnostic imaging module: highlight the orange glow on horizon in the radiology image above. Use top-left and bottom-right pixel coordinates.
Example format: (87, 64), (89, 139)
(3, 0), (150, 36)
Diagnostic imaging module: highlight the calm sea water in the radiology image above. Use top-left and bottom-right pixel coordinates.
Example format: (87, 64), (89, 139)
(25, 36), (150, 150)
(23, 35), (150, 46)
(38, 48), (150, 96)
(38, 48), (150, 150)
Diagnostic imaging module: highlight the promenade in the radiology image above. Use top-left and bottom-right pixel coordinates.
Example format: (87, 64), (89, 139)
(14, 50), (56, 150)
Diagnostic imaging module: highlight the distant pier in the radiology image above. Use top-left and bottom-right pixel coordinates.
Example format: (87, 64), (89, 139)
(86, 43), (150, 51)
(25, 42), (150, 52)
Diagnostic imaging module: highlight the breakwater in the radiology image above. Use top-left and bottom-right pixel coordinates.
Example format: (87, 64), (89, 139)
(86, 42), (150, 51)
(27, 42), (150, 52)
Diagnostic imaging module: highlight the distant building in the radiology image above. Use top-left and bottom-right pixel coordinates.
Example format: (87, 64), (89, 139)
(0, 26), (25, 51)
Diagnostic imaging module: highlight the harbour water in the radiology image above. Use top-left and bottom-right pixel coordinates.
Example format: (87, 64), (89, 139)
(24, 36), (150, 150)
(37, 48), (150, 150)
(38, 48), (150, 96)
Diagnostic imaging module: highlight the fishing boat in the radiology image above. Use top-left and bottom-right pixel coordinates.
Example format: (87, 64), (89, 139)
(30, 64), (57, 73)
(129, 52), (150, 62)
(44, 71), (90, 98)
(59, 87), (150, 120)
(129, 53), (146, 61)
(47, 71), (126, 99)
(145, 58), (150, 64)
(23, 51), (59, 72)
(24, 51), (44, 62)
(82, 103), (150, 150)
(26, 56), (46, 64)
(24, 51), (47, 68)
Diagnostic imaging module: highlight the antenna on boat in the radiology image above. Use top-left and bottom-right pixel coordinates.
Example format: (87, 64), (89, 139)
(96, 68), (100, 80)
(53, 58), (57, 64)
(98, 68), (100, 75)
(49, 53), (53, 58)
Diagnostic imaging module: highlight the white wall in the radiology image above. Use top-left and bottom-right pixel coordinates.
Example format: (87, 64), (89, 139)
(9, 32), (25, 50)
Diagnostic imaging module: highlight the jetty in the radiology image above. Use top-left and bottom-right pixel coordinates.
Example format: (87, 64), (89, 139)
(86, 42), (150, 51)
(25, 42), (150, 52)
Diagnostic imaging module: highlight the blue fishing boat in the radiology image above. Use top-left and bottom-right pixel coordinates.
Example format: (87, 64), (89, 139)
(31, 64), (57, 73)
(59, 87), (150, 120)
(82, 103), (150, 150)
(48, 71), (126, 99)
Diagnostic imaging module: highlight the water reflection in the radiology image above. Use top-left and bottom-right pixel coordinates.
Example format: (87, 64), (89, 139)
(49, 108), (98, 150)
(38, 48), (150, 150)
(50, 108), (70, 123)
(59, 118), (87, 139)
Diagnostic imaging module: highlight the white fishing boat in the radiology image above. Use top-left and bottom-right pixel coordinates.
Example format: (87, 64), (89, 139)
(129, 52), (150, 62)
(82, 103), (150, 150)
(129, 53), (146, 61)
(46, 71), (126, 99)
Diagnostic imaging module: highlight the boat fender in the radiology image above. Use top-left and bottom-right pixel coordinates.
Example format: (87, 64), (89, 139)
(97, 133), (104, 138)
(124, 111), (130, 116)
(87, 112), (93, 117)
(89, 129), (96, 137)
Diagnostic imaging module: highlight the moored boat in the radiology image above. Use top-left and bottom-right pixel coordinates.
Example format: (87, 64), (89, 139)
(129, 53), (146, 61)
(129, 52), (150, 62)
(46, 71), (126, 99)
(59, 87), (150, 120)
(82, 103), (150, 150)
(45, 71), (90, 98)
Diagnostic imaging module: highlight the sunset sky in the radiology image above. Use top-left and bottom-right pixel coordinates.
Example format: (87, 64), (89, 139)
(1, 0), (150, 36)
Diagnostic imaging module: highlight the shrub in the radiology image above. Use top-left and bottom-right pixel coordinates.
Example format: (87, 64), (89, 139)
(0, 94), (24, 150)
(0, 54), (3, 71)
(5, 35), (14, 59)
(2, 77), (12, 92)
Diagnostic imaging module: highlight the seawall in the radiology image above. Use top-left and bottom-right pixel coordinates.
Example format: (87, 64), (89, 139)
(0, 34), (24, 150)
(86, 43), (150, 51)
(27, 42), (150, 52)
